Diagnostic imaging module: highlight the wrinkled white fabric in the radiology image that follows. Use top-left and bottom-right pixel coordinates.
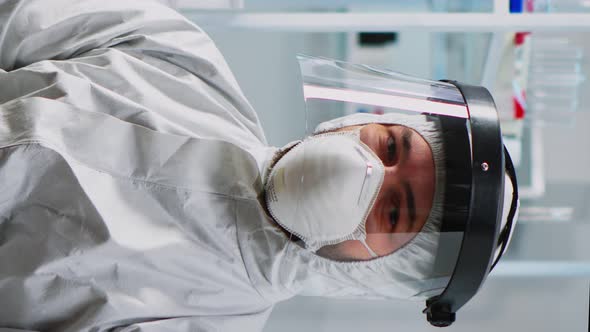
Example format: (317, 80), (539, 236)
(0, 2), (450, 332)
(265, 130), (384, 254)
(0, 1), (277, 331)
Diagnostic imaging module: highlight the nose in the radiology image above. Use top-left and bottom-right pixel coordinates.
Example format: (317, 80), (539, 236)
(382, 164), (401, 187)
(380, 160), (426, 186)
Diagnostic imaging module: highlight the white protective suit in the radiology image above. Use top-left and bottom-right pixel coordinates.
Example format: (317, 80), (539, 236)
(0, 1), (446, 331)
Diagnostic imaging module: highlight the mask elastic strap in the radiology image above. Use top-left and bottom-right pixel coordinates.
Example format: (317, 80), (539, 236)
(360, 239), (379, 258)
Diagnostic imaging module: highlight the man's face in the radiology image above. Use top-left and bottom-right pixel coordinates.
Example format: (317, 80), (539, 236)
(316, 123), (436, 261)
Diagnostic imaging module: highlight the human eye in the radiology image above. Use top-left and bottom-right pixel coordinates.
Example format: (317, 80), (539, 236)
(389, 206), (399, 228)
(386, 136), (397, 163)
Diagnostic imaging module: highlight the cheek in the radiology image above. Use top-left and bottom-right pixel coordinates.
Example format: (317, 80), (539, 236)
(364, 205), (381, 234)
(364, 184), (390, 234)
(317, 240), (372, 261)
(365, 232), (417, 256)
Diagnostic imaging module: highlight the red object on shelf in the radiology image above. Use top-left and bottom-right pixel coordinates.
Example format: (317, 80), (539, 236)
(373, 107), (384, 115)
(514, 32), (531, 45)
(513, 96), (526, 119)
(525, 0), (535, 12)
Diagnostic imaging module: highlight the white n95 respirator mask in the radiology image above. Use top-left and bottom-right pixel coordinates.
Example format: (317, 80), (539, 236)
(265, 130), (384, 257)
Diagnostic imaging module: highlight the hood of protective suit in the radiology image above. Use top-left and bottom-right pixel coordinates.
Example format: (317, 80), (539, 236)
(0, 1), (279, 331)
(238, 112), (449, 303)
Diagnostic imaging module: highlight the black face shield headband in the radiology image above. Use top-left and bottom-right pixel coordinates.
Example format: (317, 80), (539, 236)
(423, 81), (519, 327)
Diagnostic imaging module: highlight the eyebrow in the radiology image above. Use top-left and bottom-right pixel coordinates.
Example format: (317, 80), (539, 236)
(402, 127), (412, 154)
(404, 181), (416, 225)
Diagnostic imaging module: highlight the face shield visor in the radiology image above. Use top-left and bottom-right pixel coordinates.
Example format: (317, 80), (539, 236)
(264, 55), (519, 327)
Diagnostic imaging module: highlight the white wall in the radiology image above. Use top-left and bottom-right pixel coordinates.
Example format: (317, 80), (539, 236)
(206, 29), (347, 147)
(541, 34), (590, 183)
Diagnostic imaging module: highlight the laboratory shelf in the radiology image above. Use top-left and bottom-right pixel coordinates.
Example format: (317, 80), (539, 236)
(185, 12), (590, 32)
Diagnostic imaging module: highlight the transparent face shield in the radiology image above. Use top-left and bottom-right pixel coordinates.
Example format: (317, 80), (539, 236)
(264, 55), (517, 327)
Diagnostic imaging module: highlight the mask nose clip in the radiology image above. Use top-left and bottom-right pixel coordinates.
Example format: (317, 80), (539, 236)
(355, 146), (376, 205)
(357, 161), (374, 205)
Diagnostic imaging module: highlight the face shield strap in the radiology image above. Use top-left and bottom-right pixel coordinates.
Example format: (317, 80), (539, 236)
(490, 146), (519, 270)
(423, 81), (504, 328)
